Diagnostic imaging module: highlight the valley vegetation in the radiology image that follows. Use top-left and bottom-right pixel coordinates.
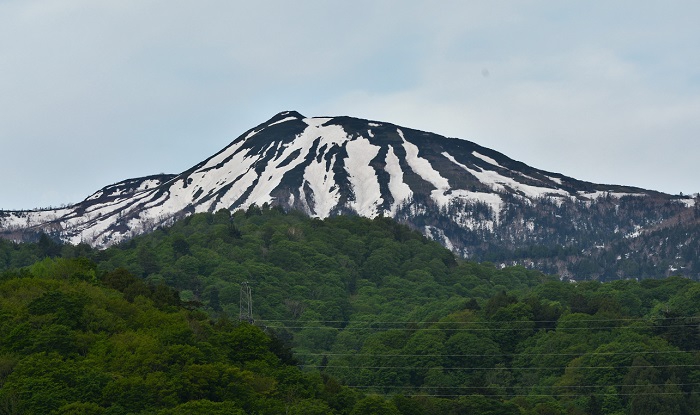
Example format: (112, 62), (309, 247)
(1, 206), (699, 414)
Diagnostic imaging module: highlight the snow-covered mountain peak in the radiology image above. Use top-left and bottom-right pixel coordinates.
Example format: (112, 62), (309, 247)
(263, 110), (305, 124)
(1, 112), (689, 255)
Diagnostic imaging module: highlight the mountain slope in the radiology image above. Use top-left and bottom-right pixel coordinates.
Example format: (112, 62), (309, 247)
(1, 111), (696, 278)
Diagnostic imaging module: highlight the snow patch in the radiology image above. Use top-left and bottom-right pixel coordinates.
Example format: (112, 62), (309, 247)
(399, 129), (451, 206)
(447, 189), (503, 224)
(472, 152), (503, 168)
(384, 145), (413, 215)
(443, 152), (567, 200)
(200, 140), (247, 171)
(135, 179), (162, 192)
(625, 225), (643, 239)
(425, 226), (454, 251)
(676, 198), (696, 208)
(268, 116), (298, 127)
(578, 191), (646, 199)
(302, 151), (340, 218)
(345, 136), (382, 217)
(244, 128), (262, 140)
(241, 123), (350, 208)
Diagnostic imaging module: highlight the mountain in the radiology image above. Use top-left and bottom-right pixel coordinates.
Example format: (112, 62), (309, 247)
(1, 111), (698, 279)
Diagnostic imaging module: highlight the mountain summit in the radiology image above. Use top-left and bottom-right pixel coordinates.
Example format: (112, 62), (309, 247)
(1, 111), (697, 279)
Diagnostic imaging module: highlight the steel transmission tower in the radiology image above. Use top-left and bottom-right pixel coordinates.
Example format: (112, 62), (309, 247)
(239, 281), (254, 323)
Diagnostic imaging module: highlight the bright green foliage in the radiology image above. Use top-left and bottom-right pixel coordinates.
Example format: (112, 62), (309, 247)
(0, 258), (355, 414)
(2, 208), (700, 414)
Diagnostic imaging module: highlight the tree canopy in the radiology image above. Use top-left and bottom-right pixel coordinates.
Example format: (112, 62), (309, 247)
(1, 207), (699, 414)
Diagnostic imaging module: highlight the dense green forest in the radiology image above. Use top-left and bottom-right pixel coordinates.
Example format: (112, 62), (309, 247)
(1, 207), (699, 414)
(0, 256), (377, 414)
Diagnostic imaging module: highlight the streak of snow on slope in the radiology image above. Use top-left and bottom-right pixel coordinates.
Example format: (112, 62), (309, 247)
(442, 152), (568, 199)
(142, 189), (176, 213)
(141, 181), (162, 193)
(244, 122), (351, 209)
(69, 214), (124, 245)
(303, 151), (340, 218)
(84, 181), (156, 201)
(547, 176), (563, 185)
(472, 152), (503, 168)
(244, 128), (262, 140)
(578, 191), (646, 199)
(384, 145), (413, 215)
(206, 153), (261, 211)
(50, 197), (137, 246)
(268, 116), (298, 127)
(81, 215), (131, 243)
(85, 192), (103, 201)
(345, 136), (382, 217)
(398, 129), (451, 206)
(159, 142), (275, 214)
(86, 195), (145, 222)
(297, 185), (311, 215)
(1, 208), (71, 229)
(200, 140), (247, 171)
(83, 196), (135, 215)
(425, 225), (454, 251)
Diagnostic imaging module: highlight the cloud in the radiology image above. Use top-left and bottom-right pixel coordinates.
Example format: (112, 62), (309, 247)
(1, 1), (700, 209)
(321, 40), (700, 193)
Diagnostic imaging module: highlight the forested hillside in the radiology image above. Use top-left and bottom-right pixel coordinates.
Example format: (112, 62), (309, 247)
(0, 257), (369, 414)
(1, 207), (699, 414)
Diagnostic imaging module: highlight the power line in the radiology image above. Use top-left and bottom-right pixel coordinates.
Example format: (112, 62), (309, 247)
(342, 383), (700, 398)
(303, 364), (700, 371)
(387, 391), (691, 398)
(347, 382), (700, 390)
(262, 323), (698, 331)
(295, 350), (695, 358)
(258, 316), (700, 324)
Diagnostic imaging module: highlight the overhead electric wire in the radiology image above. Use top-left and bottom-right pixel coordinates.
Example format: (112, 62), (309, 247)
(346, 382), (700, 390)
(382, 391), (691, 398)
(295, 350), (696, 358)
(258, 316), (700, 324)
(262, 323), (697, 331)
(302, 363), (700, 371)
(258, 316), (700, 332)
(342, 382), (700, 398)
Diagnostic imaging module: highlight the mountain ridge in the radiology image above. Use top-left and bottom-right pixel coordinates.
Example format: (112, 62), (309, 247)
(1, 111), (697, 279)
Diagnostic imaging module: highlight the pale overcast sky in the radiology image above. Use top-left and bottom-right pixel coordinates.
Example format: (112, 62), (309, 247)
(2, 1), (699, 210)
